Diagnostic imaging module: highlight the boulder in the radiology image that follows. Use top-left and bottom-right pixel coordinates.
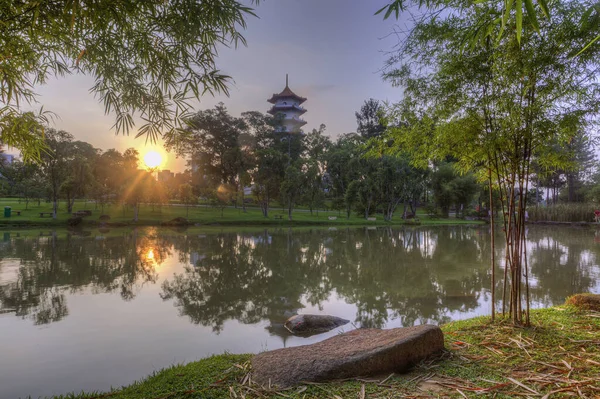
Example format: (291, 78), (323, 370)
(251, 325), (444, 388)
(284, 314), (349, 337)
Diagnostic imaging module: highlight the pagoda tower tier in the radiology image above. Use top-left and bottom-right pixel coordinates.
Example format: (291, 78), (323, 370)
(267, 74), (307, 134)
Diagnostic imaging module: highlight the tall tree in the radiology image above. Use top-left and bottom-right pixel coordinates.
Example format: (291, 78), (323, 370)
(326, 133), (363, 215)
(39, 130), (74, 218)
(120, 149), (151, 222)
(383, 0), (600, 325)
(356, 99), (386, 139)
(280, 162), (305, 221)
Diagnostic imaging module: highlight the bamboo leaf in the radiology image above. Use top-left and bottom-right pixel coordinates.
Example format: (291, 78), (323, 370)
(537, 0), (550, 18)
(524, 0), (540, 33)
(574, 34), (600, 57)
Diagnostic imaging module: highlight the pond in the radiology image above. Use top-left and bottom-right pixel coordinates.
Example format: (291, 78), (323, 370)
(1, 225), (599, 398)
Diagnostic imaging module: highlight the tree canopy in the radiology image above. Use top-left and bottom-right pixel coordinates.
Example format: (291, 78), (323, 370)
(1, 1), (259, 160)
(377, 0), (599, 51)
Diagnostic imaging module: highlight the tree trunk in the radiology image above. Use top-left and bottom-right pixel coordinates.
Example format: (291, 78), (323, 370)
(52, 200), (58, 219)
(133, 204), (139, 221)
(567, 173), (575, 202)
(488, 170), (496, 321)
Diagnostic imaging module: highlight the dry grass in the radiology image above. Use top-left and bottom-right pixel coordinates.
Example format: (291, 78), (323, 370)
(566, 293), (600, 311)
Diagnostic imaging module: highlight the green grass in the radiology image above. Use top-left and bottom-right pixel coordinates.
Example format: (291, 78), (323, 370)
(44, 306), (600, 399)
(0, 199), (483, 228)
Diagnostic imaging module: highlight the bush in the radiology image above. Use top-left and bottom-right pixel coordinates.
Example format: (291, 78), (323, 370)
(99, 214), (111, 221)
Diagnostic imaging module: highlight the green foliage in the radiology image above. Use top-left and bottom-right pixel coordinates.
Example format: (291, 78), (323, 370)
(382, 0), (600, 324)
(376, 0), (599, 53)
(355, 98), (386, 139)
(1, 0), (260, 157)
(280, 162), (305, 220)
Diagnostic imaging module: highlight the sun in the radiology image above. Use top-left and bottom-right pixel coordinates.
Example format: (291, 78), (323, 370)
(143, 151), (163, 169)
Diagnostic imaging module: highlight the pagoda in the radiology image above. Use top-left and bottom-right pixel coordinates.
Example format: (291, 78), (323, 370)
(267, 74), (307, 134)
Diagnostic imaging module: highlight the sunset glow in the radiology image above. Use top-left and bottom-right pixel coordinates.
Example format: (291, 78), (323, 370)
(143, 151), (163, 169)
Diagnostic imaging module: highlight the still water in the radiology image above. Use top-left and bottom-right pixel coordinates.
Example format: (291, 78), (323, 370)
(1, 225), (599, 398)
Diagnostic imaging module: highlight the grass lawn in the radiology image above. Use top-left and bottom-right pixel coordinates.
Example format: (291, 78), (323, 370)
(0, 198), (482, 228)
(48, 305), (600, 399)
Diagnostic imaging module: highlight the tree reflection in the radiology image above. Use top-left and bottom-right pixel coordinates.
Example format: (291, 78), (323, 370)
(526, 227), (598, 306)
(161, 226), (495, 336)
(1, 226), (597, 332)
(0, 229), (168, 324)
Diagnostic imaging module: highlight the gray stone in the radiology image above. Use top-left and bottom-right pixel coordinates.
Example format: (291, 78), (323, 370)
(284, 314), (349, 336)
(251, 325), (444, 388)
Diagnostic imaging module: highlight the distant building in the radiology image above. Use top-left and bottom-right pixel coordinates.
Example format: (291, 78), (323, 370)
(267, 74), (307, 134)
(157, 169), (174, 182)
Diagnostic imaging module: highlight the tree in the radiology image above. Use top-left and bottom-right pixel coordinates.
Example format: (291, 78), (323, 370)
(60, 141), (97, 213)
(376, 0), (599, 54)
(280, 162), (305, 221)
(2, 1), (260, 158)
(303, 125), (331, 215)
(562, 131), (596, 202)
(326, 134), (363, 215)
(376, 155), (425, 221)
(39, 130), (74, 218)
(356, 99), (386, 139)
(179, 183), (196, 218)
(304, 159), (325, 216)
(383, 0), (600, 325)
(345, 180), (360, 219)
(120, 149), (151, 222)
(93, 149), (127, 213)
(166, 103), (250, 205)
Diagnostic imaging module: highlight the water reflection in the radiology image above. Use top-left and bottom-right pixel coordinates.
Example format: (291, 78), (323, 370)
(0, 229), (168, 324)
(1, 226), (599, 332)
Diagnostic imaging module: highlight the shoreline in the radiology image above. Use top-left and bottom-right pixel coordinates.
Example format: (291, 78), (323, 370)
(0, 217), (484, 229)
(41, 304), (600, 399)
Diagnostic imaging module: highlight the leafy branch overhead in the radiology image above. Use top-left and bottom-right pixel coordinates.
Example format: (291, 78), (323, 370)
(0, 0), (259, 159)
(377, 0), (599, 49)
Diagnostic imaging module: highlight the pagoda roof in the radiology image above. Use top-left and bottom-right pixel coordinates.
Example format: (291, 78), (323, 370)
(267, 86), (307, 104)
(267, 104), (307, 116)
(267, 75), (307, 104)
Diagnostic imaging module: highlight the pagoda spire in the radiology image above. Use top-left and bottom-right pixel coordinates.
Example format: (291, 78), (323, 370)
(286, 73), (289, 87)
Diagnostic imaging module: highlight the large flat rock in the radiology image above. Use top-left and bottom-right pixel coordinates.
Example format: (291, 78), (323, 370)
(251, 325), (444, 387)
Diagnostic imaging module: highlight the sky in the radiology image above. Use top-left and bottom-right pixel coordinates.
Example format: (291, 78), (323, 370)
(22, 1), (408, 172)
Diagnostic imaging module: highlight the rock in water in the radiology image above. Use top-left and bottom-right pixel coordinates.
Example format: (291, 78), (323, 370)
(251, 325), (444, 388)
(284, 314), (349, 336)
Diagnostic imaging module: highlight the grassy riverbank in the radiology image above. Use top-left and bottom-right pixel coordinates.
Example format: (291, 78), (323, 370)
(0, 199), (482, 228)
(50, 305), (600, 399)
